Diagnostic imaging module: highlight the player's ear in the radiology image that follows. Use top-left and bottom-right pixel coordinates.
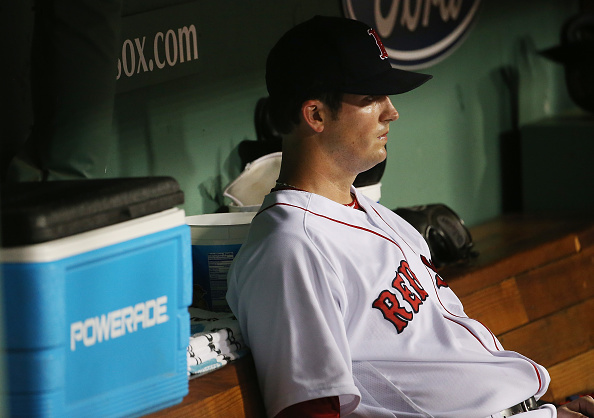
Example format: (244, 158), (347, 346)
(301, 99), (325, 133)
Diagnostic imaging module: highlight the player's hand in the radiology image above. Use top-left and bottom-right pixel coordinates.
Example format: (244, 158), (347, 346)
(556, 396), (594, 418)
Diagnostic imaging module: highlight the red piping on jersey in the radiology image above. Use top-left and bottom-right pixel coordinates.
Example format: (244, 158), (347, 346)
(258, 201), (545, 394)
(371, 205), (504, 351)
(371, 206), (418, 254)
(425, 268), (501, 350)
(367, 205), (544, 394)
(443, 316), (544, 394)
(257, 202), (407, 257)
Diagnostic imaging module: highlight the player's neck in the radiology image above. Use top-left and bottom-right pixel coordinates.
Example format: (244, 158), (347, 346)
(276, 172), (354, 205)
(280, 133), (356, 205)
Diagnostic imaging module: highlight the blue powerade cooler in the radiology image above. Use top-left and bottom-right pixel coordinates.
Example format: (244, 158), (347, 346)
(0, 177), (192, 417)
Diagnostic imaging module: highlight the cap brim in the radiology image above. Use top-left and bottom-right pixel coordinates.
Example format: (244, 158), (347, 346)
(343, 67), (433, 96)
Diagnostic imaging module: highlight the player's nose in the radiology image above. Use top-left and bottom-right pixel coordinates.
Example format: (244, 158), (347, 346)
(380, 96), (399, 123)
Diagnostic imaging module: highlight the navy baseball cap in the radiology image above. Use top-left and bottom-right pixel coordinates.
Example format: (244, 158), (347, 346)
(266, 15), (432, 98)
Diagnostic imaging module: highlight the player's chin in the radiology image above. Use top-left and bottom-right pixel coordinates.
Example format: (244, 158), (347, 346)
(366, 150), (387, 169)
(376, 146), (387, 161)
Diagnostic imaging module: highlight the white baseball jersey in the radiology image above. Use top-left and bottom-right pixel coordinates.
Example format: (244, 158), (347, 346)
(226, 188), (552, 418)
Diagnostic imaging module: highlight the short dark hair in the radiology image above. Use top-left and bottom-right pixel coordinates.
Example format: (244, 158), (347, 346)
(267, 89), (344, 135)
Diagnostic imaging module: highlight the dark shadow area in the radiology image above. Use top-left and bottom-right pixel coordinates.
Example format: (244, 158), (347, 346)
(497, 66), (523, 214)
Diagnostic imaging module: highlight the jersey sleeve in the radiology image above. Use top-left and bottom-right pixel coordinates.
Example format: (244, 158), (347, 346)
(227, 212), (361, 417)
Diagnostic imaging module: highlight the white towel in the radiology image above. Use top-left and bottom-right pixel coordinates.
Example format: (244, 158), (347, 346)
(188, 349), (249, 379)
(189, 308), (242, 336)
(189, 328), (242, 347)
(188, 338), (244, 359)
(187, 342), (244, 366)
(187, 308), (249, 378)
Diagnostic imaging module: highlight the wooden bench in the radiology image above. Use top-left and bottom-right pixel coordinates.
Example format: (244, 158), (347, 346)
(147, 213), (594, 417)
(446, 212), (594, 404)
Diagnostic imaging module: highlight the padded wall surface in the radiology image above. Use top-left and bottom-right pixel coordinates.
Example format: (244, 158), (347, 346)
(7, 0), (123, 181)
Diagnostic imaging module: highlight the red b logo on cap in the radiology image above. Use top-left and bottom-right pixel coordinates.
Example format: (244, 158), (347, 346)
(368, 28), (389, 60)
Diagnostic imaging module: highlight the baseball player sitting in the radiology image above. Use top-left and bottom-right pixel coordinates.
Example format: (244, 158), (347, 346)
(226, 15), (594, 418)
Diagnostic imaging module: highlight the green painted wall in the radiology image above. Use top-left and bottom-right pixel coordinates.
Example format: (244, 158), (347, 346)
(110, 0), (579, 226)
(3, 0), (580, 226)
(0, 0), (581, 407)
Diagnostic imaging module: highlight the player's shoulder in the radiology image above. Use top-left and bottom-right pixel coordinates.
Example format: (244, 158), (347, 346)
(237, 190), (314, 249)
(252, 190), (310, 229)
(230, 191), (330, 279)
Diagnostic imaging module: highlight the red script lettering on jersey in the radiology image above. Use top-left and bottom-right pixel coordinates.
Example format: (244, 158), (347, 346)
(372, 260), (428, 333)
(421, 255), (448, 288)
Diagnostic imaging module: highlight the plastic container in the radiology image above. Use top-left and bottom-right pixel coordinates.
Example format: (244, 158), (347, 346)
(228, 203), (261, 212)
(186, 212), (256, 311)
(1, 178), (192, 417)
(223, 152), (281, 211)
(357, 182), (382, 203)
